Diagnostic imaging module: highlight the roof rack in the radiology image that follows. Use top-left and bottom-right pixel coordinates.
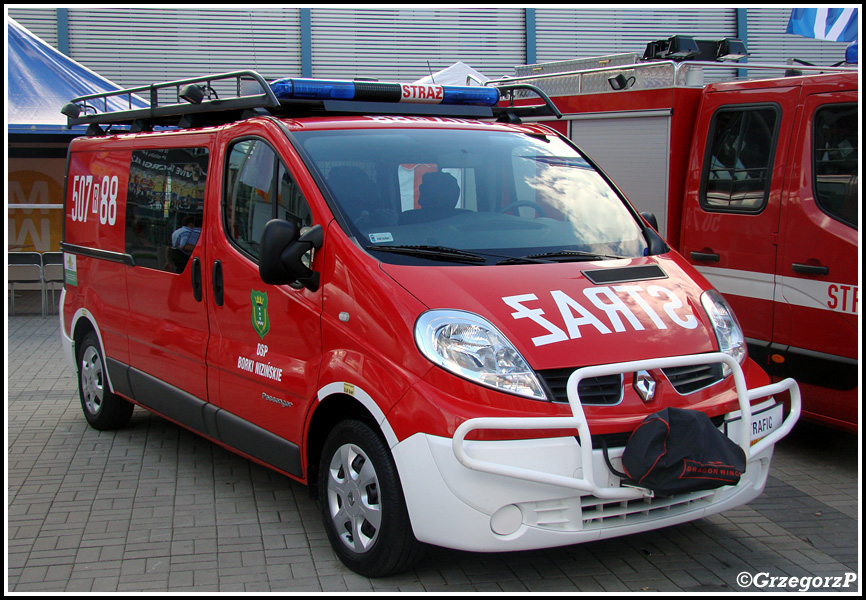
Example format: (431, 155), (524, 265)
(493, 82), (563, 123)
(61, 70), (562, 134)
(61, 70), (281, 131)
(489, 56), (858, 99)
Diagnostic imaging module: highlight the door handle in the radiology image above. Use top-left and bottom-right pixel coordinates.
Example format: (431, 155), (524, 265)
(212, 260), (224, 306)
(792, 263), (829, 276)
(191, 257), (202, 302)
(690, 251), (720, 262)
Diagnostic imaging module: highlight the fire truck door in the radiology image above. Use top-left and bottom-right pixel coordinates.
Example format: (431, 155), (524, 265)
(123, 145), (211, 404)
(773, 93), (858, 426)
(205, 131), (323, 478)
(682, 87), (800, 355)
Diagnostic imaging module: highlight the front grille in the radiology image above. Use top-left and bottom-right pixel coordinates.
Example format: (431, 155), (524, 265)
(536, 369), (623, 405)
(536, 361), (726, 404)
(662, 362), (725, 394)
(580, 489), (717, 529)
(517, 486), (724, 533)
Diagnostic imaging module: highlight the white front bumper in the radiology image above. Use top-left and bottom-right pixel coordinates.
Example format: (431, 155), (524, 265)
(392, 352), (800, 552)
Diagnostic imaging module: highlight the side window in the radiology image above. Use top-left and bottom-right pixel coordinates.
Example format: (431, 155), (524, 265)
(278, 162), (312, 230)
(225, 139), (312, 261)
(701, 106), (779, 212)
(126, 147), (208, 273)
(813, 103), (858, 228)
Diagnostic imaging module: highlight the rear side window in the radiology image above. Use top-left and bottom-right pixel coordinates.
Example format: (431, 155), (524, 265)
(125, 147), (208, 273)
(701, 105), (779, 213)
(224, 139), (312, 261)
(813, 103), (857, 228)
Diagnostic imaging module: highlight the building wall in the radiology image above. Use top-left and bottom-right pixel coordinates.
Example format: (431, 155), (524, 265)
(8, 7), (853, 87)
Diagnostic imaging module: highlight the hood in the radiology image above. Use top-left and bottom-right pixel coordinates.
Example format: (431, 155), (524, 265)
(381, 256), (718, 370)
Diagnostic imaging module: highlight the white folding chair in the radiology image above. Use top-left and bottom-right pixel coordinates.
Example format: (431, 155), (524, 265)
(9, 252), (44, 316)
(42, 252), (65, 316)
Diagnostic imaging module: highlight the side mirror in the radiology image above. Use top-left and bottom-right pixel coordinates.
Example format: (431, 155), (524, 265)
(640, 211), (659, 231)
(639, 211), (669, 256)
(259, 220), (324, 291)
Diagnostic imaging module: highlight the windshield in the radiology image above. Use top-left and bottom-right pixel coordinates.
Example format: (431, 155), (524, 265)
(294, 127), (648, 264)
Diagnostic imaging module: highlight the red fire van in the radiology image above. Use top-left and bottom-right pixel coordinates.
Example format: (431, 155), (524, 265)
(59, 72), (799, 576)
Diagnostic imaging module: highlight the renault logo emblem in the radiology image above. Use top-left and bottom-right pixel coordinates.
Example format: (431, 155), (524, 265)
(634, 370), (656, 403)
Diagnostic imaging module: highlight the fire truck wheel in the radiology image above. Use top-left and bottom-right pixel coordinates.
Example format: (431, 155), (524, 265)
(318, 419), (424, 577)
(77, 331), (134, 430)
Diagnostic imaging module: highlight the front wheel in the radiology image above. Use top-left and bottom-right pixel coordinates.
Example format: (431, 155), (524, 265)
(77, 331), (134, 430)
(318, 419), (424, 577)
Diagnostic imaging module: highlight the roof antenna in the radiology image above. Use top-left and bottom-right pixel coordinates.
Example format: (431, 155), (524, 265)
(427, 60), (436, 84)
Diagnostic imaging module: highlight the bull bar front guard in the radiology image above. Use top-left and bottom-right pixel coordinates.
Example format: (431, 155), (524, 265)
(452, 352), (800, 500)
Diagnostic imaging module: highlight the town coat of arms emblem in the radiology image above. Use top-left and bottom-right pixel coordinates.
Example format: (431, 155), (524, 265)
(251, 290), (270, 339)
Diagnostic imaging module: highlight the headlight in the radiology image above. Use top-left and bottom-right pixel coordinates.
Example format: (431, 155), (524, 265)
(700, 289), (746, 376)
(415, 310), (546, 400)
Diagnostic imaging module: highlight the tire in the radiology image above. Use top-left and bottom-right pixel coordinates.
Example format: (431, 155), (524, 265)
(77, 331), (134, 430)
(318, 419), (424, 577)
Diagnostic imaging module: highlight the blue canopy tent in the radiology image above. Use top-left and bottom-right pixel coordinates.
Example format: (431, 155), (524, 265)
(7, 17), (148, 139)
(6, 18), (148, 258)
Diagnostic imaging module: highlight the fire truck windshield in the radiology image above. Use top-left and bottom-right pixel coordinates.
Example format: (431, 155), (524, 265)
(294, 127), (649, 264)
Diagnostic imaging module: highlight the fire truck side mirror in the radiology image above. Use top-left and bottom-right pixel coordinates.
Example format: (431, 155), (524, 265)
(259, 220), (323, 291)
(640, 211), (659, 231)
(640, 211), (668, 256)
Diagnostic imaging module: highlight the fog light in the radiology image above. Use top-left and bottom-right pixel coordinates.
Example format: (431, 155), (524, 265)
(490, 504), (522, 536)
(634, 370), (656, 403)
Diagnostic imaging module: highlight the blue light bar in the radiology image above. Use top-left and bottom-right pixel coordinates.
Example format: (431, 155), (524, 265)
(846, 40), (858, 64)
(270, 79), (356, 100)
(269, 78), (499, 107)
(441, 86), (500, 106)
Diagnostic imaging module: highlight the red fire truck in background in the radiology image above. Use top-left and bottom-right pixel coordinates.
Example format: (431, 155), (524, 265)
(492, 44), (859, 431)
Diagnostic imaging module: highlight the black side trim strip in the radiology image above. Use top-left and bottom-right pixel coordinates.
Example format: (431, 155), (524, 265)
(119, 365), (303, 478)
(747, 338), (857, 390)
(215, 410), (303, 477)
(61, 242), (135, 266)
(582, 264), (667, 285)
(128, 368), (210, 434)
(105, 358), (135, 399)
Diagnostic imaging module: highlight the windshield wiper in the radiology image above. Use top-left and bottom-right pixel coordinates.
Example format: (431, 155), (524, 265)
(366, 244), (488, 264)
(497, 250), (622, 265)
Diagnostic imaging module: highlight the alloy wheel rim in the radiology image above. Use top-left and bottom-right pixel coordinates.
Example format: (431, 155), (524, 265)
(81, 346), (104, 415)
(326, 443), (382, 553)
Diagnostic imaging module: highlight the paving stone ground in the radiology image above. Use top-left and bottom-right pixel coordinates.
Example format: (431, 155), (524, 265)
(7, 290), (861, 592)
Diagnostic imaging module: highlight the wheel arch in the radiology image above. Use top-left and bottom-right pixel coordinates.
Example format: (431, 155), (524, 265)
(69, 311), (116, 394)
(305, 383), (400, 500)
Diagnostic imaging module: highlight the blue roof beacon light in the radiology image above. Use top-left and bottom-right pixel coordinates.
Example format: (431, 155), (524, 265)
(440, 86), (500, 106)
(269, 78), (500, 107)
(845, 40), (858, 64)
